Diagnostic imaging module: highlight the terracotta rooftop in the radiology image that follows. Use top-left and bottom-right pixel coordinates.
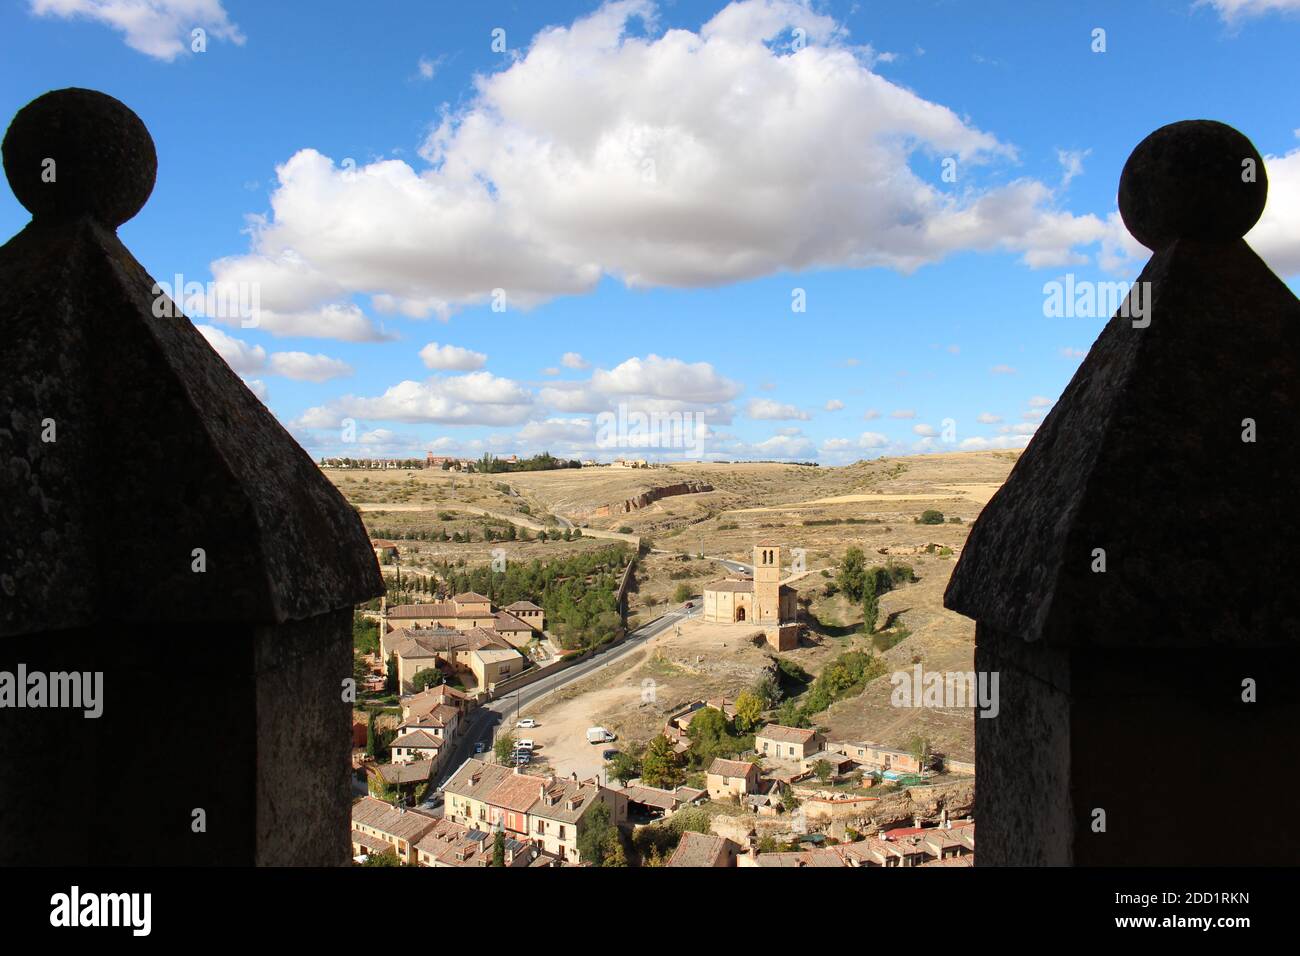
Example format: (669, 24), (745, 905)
(707, 757), (756, 779)
(350, 797), (438, 844)
(493, 611), (532, 631)
(505, 600), (543, 612)
(442, 758), (515, 803)
(487, 772), (550, 814)
(391, 730), (443, 751)
(667, 831), (733, 867)
(756, 724), (818, 745)
(371, 760), (434, 785)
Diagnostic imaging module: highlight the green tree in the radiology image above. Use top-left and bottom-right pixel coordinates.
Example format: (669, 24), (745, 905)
(641, 735), (686, 789)
(862, 587), (879, 634)
(917, 509), (945, 525)
(604, 839), (628, 867)
(673, 583), (693, 603)
(837, 546), (868, 601)
(750, 673), (782, 708)
(361, 849), (401, 867)
(776, 699), (809, 728)
(733, 691), (763, 733)
(385, 654), (397, 693)
(412, 667), (443, 692)
(686, 707), (734, 765)
(493, 830), (506, 867)
(813, 759), (833, 785)
(494, 732), (517, 764)
(365, 711), (378, 758)
(577, 801), (617, 866)
(607, 749), (642, 785)
(907, 734), (932, 770)
(352, 612), (380, 655)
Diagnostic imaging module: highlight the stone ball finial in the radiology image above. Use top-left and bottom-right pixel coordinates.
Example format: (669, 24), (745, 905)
(2, 87), (157, 228)
(1118, 119), (1267, 251)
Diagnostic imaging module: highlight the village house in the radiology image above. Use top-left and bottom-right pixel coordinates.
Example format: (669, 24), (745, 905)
(836, 834), (932, 868)
(414, 817), (539, 867)
(503, 600), (545, 632)
(801, 750), (855, 777)
(371, 539), (400, 564)
(350, 797), (439, 864)
(737, 846), (847, 868)
(389, 729), (445, 766)
(920, 824), (975, 861)
(383, 592), (545, 648)
(619, 783), (706, 820)
(827, 740), (925, 775)
(706, 757), (760, 801)
(530, 775), (627, 864)
(395, 701), (460, 742)
(386, 625), (526, 694)
(755, 724), (824, 763)
(666, 831), (740, 867)
(367, 760), (434, 804)
(401, 684), (472, 720)
(442, 758), (628, 865)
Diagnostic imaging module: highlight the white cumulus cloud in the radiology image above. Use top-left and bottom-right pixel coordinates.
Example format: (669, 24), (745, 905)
(30, 0), (245, 60)
(420, 342), (488, 370)
(209, 0), (1125, 339)
(747, 398), (811, 420)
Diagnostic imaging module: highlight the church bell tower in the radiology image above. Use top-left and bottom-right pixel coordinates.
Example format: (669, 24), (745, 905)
(752, 544), (782, 623)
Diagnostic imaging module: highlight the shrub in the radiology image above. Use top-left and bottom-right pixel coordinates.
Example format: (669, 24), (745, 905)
(916, 509), (945, 525)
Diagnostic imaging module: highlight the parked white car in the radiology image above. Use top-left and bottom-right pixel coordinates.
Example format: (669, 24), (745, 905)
(516, 740), (534, 751)
(517, 718), (537, 729)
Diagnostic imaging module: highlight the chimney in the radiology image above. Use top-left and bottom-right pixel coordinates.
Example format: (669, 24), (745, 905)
(0, 88), (384, 865)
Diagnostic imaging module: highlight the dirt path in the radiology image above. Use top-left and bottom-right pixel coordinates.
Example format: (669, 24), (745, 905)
(725, 481), (1005, 514)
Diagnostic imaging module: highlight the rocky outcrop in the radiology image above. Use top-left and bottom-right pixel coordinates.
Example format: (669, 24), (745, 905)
(831, 777), (975, 838)
(591, 481), (713, 517)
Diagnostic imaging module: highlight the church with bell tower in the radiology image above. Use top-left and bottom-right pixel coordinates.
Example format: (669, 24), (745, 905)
(702, 543), (800, 649)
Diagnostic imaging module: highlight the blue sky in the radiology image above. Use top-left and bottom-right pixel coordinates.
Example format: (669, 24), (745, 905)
(3, 0), (1299, 462)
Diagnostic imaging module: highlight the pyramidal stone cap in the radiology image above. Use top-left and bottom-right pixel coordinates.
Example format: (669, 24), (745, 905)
(944, 119), (1300, 647)
(0, 89), (384, 631)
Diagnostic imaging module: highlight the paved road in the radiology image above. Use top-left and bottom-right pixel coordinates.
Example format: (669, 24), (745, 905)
(433, 602), (701, 788)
